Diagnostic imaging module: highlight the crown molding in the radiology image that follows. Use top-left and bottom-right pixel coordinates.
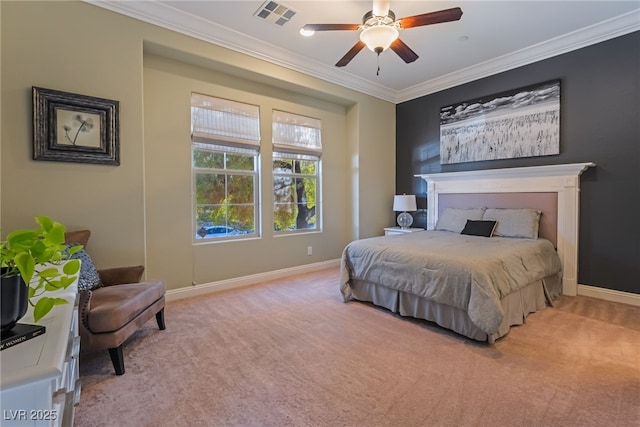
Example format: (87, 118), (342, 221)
(86, 1), (639, 104)
(85, 0), (398, 102)
(395, 9), (640, 103)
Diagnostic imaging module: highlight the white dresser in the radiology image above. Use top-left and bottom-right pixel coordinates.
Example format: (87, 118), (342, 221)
(1, 285), (80, 427)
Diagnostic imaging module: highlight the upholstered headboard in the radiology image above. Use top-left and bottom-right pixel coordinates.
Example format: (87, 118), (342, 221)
(438, 192), (558, 247)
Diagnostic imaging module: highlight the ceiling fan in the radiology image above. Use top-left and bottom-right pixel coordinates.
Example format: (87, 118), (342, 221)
(301, 0), (463, 73)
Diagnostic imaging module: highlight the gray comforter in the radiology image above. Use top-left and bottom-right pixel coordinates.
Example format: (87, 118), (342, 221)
(340, 230), (562, 335)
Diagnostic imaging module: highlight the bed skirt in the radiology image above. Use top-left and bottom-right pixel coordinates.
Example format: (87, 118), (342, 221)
(348, 272), (562, 343)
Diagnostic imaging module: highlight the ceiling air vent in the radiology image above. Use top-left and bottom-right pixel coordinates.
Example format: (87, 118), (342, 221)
(254, 1), (296, 26)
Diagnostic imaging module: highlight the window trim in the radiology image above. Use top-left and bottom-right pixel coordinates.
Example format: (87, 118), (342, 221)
(271, 109), (322, 235)
(191, 93), (261, 243)
(272, 157), (322, 235)
(192, 150), (261, 243)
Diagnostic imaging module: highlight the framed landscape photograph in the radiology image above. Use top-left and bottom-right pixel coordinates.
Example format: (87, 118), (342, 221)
(439, 80), (560, 164)
(33, 87), (120, 165)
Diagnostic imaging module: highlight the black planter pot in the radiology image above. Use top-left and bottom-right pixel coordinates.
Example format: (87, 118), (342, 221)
(1, 269), (29, 333)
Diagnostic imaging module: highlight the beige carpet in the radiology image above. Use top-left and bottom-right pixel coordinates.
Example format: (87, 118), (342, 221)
(76, 267), (640, 427)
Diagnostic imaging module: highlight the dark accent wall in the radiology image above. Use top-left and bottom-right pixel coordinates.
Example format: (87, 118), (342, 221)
(396, 32), (640, 294)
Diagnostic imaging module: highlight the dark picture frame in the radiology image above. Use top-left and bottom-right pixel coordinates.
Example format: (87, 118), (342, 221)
(33, 87), (119, 165)
(439, 79), (560, 164)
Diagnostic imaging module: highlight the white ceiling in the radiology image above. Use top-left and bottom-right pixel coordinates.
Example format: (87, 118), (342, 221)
(88, 1), (640, 103)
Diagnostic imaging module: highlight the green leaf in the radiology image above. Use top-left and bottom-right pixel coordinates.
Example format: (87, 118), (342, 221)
(33, 297), (55, 322)
(63, 259), (81, 275)
(38, 267), (59, 278)
(30, 240), (47, 261)
(14, 252), (35, 284)
(6, 230), (38, 252)
(32, 277), (45, 291)
(46, 222), (66, 245)
(59, 276), (76, 288)
(68, 245), (83, 256)
(52, 298), (68, 306)
(45, 280), (63, 291)
(35, 216), (54, 232)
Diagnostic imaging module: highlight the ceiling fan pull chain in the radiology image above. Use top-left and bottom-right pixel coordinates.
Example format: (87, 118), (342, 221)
(376, 53), (381, 76)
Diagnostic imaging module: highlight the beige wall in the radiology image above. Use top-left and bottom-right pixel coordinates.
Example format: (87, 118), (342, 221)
(0, 1), (395, 290)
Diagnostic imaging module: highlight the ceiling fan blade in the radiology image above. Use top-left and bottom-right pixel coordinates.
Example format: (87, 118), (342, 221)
(302, 23), (360, 32)
(335, 41), (366, 67)
(399, 7), (463, 29)
(390, 38), (419, 64)
(372, 0), (390, 17)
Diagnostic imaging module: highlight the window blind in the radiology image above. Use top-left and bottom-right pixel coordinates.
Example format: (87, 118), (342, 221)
(191, 93), (260, 150)
(272, 110), (322, 156)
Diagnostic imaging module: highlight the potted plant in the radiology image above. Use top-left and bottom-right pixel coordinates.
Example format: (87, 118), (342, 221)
(1, 216), (82, 330)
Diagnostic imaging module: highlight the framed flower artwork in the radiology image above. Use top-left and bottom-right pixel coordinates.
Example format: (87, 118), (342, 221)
(32, 87), (119, 165)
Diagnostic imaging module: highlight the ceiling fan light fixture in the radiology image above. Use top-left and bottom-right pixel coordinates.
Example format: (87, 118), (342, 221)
(302, 5), (463, 68)
(359, 25), (398, 53)
(299, 27), (315, 36)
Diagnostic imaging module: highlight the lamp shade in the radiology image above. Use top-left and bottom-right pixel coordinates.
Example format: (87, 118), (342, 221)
(393, 194), (417, 212)
(360, 25), (399, 53)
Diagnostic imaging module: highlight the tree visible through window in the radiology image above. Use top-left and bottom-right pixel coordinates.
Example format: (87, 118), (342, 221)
(272, 110), (321, 232)
(191, 94), (260, 240)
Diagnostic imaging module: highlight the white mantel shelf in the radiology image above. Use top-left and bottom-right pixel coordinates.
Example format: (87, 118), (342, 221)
(415, 162), (596, 296)
(417, 163), (595, 182)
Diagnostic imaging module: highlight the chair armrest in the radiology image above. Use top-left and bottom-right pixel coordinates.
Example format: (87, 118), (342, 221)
(98, 265), (145, 286)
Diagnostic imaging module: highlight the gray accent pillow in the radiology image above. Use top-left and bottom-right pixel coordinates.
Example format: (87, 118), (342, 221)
(435, 207), (486, 233)
(483, 208), (542, 239)
(67, 245), (103, 291)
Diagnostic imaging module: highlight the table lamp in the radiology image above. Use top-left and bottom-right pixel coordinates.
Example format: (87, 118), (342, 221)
(393, 194), (417, 229)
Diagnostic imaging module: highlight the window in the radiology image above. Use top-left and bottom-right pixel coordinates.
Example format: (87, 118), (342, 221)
(272, 110), (321, 233)
(191, 94), (260, 240)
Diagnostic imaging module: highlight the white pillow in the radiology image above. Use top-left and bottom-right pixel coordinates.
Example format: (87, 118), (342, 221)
(483, 208), (541, 239)
(435, 207), (486, 233)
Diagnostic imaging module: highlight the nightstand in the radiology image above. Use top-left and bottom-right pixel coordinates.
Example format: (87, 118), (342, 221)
(384, 227), (425, 236)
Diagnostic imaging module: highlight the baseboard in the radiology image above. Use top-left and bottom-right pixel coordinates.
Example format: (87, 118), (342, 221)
(166, 259), (340, 302)
(577, 284), (640, 307)
(166, 265), (639, 307)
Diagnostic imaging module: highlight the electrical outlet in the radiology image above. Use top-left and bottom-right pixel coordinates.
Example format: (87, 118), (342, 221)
(307, 246), (313, 256)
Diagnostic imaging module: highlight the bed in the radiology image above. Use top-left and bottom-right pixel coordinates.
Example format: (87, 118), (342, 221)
(340, 163), (594, 342)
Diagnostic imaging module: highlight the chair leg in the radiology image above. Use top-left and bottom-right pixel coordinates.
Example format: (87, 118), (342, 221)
(108, 345), (125, 375)
(156, 308), (166, 330)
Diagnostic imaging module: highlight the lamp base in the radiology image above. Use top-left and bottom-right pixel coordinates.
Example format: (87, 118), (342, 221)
(397, 211), (413, 229)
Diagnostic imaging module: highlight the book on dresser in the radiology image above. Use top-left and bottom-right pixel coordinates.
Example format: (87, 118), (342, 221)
(1, 323), (46, 351)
